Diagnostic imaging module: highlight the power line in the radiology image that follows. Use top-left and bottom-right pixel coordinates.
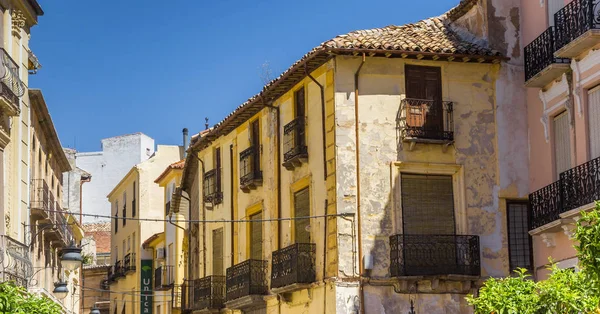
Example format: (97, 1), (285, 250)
(42, 208), (354, 224)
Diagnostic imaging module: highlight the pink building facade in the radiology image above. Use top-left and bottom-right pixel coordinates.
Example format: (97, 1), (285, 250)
(523, 0), (600, 278)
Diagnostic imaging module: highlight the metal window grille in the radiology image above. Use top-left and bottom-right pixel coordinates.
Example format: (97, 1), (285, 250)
(507, 201), (533, 272)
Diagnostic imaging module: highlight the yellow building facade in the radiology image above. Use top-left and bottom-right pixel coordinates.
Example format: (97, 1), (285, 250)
(179, 1), (530, 313)
(107, 145), (183, 314)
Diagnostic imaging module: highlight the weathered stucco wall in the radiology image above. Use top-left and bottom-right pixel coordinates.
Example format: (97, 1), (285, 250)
(333, 54), (510, 313)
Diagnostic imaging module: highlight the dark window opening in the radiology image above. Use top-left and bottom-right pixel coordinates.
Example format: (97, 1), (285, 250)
(507, 201), (533, 273)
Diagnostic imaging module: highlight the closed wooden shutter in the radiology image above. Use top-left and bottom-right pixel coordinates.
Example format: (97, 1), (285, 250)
(250, 212), (262, 260)
(294, 188), (311, 243)
(547, 0), (563, 26)
(212, 228), (223, 275)
(401, 174), (455, 235)
(553, 111), (571, 175)
(588, 86), (600, 159)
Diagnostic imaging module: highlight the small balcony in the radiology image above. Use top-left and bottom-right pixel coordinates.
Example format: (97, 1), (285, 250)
(225, 259), (268, 310)
(30, 179), (49, 220)
(0, 235), (31, 288)
(107, 267), (115, 284)
(124, 253), (136, 274)
(183, 276), (226, 312)
(271, 243), (316, 293)
(154, 265), (174, 290)
(389, 234), (481, 277)
(239, 146), (262, 192)
(203, 169), (223, 205)
(282, 116), (308, 170)
(524, 27), (570, 87)
(529, 155), (600, 231)
(114, 261), (125, 280)
(172, 284), (183, 309)
(554, 0), (600, 58)
(0, 48), (23, 116)
(398, 98), (454, 150)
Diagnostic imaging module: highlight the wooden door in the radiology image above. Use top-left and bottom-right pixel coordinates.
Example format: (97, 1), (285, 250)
(405, 65), (443, 132)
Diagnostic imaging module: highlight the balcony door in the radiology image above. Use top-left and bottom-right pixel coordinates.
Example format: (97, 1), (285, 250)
(405, 65), (443, 133)
(401, 174), (456, 275)
(250, 211), (263, 260)
(588, 86), (600, 159)
(212, 228), (223, 276)
(553, 111), (571, 176)
(294, 187), (310, 244)
(547, 0), (563, 26)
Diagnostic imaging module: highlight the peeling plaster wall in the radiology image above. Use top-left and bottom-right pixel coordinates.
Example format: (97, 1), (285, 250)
(334, 55), (510, 313)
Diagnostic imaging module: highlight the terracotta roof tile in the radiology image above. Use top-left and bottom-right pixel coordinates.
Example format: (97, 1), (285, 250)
(155, 159), (185, 183)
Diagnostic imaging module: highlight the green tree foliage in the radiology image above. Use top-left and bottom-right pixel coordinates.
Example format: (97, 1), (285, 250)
(467, 202), (600, 314)
(0, 281), (63, 314)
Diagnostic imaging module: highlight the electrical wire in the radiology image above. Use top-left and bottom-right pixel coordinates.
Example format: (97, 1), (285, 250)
(41, 208), (354, 223)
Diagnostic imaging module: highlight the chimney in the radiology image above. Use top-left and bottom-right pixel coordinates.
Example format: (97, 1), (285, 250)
(182, 128), (189, 157)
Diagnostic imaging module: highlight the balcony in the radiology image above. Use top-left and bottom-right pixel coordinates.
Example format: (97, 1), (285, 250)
(271, 243), (316, 293)
(30, 179), (49, 220)
(203, 169), (223, 205)
(124, 253), (136, 274)
(0, 48), (23, 116)
(554, 0), (600, 58)
(239, 146), (262, 192)
(107, 267), (115, 284)
(172, 284), (183, 309)
(282, 116), (308, 170)
(524, 27), (570, 87)
(389, 234), (481, 277)
(398, 99), (454, 151)
(225, 259), (268, 310)
(529, 156), (600, 231)
(154, 265), (174, 290)
(0, 235), (32, 288)
(114, 261), (125, 280)
(183, 276), (226, 312)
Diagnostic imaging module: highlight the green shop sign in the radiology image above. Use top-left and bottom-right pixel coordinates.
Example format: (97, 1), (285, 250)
(140, 259), (153, 314)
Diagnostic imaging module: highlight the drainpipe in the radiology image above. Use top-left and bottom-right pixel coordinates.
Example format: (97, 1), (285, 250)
(354, 53), (366, 314)
(229, 144), (235, 265)
(193, 152), (207, 277)
(261, 98), (282, 252)
(79, 175), (91, 224)
(305, 64), (328, 178)
(182, 128), (189, 158)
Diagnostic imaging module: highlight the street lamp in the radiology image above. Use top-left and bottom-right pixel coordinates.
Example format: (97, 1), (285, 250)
(52, 281), (68, 299)
(89, 305), (101, 314)
(60, 242), (83, 271)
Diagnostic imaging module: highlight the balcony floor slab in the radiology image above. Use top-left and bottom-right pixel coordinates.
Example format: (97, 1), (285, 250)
(224, 295), (266, 311)
(525, 63), (570, 88)
(271, 282), (314, 295)
(555, 29), (600, 58)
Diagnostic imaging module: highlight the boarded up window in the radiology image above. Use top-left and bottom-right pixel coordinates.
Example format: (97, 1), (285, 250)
(250, 212), (262, 260)
(294, 188), (310, 243)
(553, 111), (571, 175)
(212, 228), (224, 275)
(507, 201), (533, 272)
(588, 86), (600, 159)
(401, 174), (455, 235)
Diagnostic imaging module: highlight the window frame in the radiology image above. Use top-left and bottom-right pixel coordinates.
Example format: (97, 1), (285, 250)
(506, 200), (534, 273)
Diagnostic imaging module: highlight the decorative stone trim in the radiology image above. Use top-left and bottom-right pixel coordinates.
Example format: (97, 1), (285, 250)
(540, 233), (556, 247)
(11, 9), (25, 36)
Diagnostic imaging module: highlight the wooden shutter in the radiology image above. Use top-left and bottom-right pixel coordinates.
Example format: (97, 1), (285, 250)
(294, 188), (311, 244)
(588, 86), (600, 159)
(250, 212), (262, 260)
(251, 120), (260, 173)
(215, 147), (222, 192)
(212, 228), (223, 275)
(295, 87), (305, 117)
(553, 111), (571, 175)
(401, 174), (455, 235)
(405, 65), (443, 131)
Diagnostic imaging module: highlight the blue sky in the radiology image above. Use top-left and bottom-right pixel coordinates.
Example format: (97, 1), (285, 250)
(30, 0), (459, 152)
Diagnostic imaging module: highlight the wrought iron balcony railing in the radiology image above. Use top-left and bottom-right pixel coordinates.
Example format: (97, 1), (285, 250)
(0, 48), (23, 114)
(155, 265), (174, 290)
(183, 276), (226, 311)
(172, 284), (183, 309)
(114, 260), (125, 279)
(0, 235), (31, 288)
(389, 234), (481, 277)
(283, 116), (308, 167)
(554, 0), (600, 51)
(203, 168), (223, 204)
(124, 253), (136, 273)
(226, 259), (268, 301)
(239, 146), (262, 191)
(524, 27), (570, 82)
(530, 155), (600, 230)
(398, 98), (454, 142)
(271, 243), (316, 289)
(30, 179), (49, 219)
(107, 267), (115, 283)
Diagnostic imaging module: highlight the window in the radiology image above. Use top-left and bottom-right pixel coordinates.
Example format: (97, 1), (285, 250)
(132, 232), (136, 252)
(401, 174), (455, 235)
(294, 187), (310, 243)
(114, 246), (118, 263)
(157, 305), (161, 314)
(127, 236), (131, 252)
(507, 201), (533, 272)
(294, 87), (306, 118)
(405, 65), (443, 135)
(115, 201), (119, 234)
(122, 192), (127, 226)
(122, 240), (126, 258)
(553, 111), (571, 176)
(132, 181), (137, 217)
(212, 228), (223, 275)
(250, 211), (263, 260)
(588, 86), (600, 159)
(215, 147), (222, 194)
(251, 119), (260, 171)
(547, 0), (563, 26)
